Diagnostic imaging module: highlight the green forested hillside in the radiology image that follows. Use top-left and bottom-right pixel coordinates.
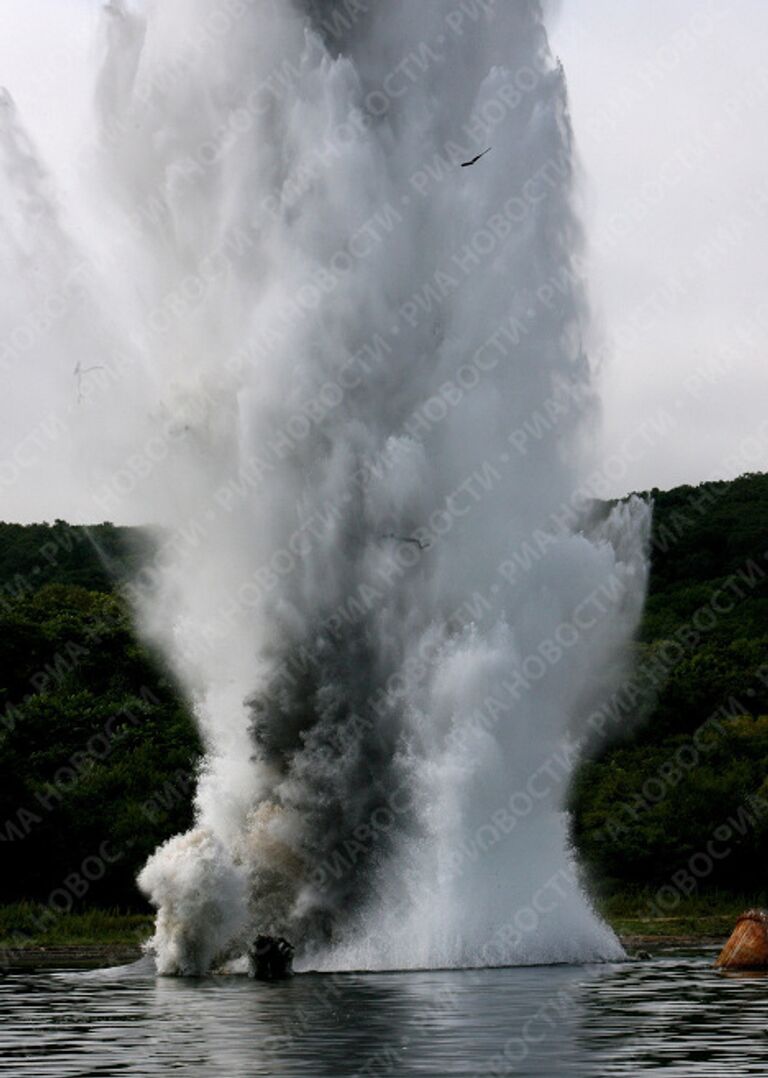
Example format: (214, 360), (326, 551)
(0, 476), (766, 912)
(0, 520), (150, 597)
(0, 523), (199, 908)
(571, 472), (768, 904)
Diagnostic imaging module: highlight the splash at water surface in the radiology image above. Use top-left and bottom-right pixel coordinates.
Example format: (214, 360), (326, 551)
(0, 0), (650, 974)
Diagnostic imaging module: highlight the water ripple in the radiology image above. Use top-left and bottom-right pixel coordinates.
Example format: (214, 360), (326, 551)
(1, 949), (767, 1076)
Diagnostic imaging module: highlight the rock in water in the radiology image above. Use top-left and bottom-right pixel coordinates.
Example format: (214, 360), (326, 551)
(249, 936), (294, 980)
(715, 910), (768, 969)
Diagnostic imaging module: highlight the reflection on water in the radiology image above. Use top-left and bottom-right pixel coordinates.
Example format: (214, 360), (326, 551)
(1, 948), (767, 1076)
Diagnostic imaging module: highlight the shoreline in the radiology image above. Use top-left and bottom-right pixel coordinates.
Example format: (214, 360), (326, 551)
(0, 935), (724, 972)
(620, 934), (721, 948)
(1, 944), (145, 969)
(0, 906), (737, 971)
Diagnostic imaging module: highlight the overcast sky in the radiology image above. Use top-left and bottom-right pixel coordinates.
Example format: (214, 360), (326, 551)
(0, 0), (766, 523)
(552, 0), (768, 494)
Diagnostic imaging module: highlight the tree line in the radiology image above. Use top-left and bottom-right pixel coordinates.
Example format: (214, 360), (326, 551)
(0, 474), (767, 909)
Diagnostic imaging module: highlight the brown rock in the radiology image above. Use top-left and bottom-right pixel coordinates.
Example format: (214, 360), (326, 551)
(715, 909), (768, 969)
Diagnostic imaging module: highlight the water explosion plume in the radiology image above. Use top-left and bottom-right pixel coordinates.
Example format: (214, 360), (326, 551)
(2, 0), (650, 973)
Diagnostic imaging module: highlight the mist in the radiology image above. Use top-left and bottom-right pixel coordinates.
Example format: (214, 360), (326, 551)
(0, 0), (650, 974)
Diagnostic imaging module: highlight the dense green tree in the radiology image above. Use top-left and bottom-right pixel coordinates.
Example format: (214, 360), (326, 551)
(0, 582), (200, 908)
(1, 472), (767, 907)
(571, 472), (768, 897)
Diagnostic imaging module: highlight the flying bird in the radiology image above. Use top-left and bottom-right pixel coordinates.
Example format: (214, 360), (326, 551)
(461, 147), (491, 168)
(382, 533), (431, 551)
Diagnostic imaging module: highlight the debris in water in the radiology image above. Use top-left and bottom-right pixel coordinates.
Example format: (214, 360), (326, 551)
(249, 936), (294, 980)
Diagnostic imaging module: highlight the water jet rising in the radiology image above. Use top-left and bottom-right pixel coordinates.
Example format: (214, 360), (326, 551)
(0, 0), (650, 974)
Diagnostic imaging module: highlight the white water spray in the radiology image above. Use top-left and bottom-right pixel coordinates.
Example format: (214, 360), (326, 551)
(2, 0), (649, 973)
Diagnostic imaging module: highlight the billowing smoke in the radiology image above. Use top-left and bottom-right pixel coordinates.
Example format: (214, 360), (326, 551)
(1, 0), (650, 973)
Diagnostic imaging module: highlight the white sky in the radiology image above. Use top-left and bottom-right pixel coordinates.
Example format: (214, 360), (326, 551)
(0, 1), (766, 522)
(551, 0), (768, 492)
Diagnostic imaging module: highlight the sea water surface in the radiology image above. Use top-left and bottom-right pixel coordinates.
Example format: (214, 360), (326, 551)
(1, 948), (766, 1076)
